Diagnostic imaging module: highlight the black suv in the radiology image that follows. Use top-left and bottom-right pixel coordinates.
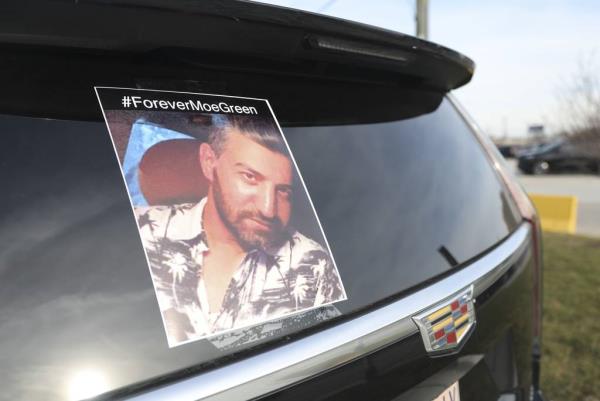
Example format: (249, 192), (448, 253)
(518, 140), (600, 175)
(0, 1), (544, 401)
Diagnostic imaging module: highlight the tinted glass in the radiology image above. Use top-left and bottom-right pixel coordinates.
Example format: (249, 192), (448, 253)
(0, 96), (520, 400)
(285, 99), (520, 308)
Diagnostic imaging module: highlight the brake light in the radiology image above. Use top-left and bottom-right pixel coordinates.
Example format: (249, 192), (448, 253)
(306, 35), (412, 64)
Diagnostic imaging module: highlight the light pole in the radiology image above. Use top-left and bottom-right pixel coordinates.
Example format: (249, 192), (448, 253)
(416, 0), (429, 40)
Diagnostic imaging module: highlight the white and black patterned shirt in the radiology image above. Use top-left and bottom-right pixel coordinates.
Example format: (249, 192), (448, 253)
(135, 198), (345, 345)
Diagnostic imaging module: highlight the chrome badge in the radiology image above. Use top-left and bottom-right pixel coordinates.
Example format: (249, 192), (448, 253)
(412, 285), (476, 355)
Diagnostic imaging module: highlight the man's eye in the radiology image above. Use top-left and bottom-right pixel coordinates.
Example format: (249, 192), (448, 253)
(241, 171), (257, 183)
(278, 188), (292, 198)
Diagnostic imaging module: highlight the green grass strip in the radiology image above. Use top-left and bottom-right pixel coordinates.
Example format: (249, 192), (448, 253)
(541, 233), (600, 400)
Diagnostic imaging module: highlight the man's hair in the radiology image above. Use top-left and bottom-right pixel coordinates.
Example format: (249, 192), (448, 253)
(208, 115), (287, 157)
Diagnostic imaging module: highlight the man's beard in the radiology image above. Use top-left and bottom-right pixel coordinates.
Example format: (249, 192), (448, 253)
(212, 172), (288, 251)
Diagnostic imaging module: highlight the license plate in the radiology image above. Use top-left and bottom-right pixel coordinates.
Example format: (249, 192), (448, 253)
(432, 382), (459, 401)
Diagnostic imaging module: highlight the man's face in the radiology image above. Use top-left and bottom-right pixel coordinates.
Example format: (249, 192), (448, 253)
(208, 129), (293, 251)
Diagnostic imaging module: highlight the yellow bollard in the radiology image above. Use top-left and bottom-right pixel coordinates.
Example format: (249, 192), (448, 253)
(529, 194), (578, 234)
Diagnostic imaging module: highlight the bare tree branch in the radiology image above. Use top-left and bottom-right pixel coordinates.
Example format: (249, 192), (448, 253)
(558, 52), (600, 157)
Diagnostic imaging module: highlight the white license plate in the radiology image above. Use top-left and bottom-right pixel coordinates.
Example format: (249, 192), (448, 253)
(432, 382), (460, 401)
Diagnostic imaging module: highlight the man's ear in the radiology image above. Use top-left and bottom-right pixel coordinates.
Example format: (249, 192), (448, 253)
(199, 142), (217, 183)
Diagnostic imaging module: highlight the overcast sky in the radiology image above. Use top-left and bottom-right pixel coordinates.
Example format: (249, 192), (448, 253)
(258, 0), (600, 138)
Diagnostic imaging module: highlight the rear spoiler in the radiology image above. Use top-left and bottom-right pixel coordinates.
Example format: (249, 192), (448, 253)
(3, 0), (474, 92)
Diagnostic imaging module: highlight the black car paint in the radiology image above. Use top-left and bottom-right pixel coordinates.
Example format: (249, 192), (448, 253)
(0, 1), (538, 400)
(1, 0), (473, 94)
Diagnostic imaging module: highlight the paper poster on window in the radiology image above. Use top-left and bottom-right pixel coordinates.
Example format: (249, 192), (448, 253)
(94, 87), (347, 347)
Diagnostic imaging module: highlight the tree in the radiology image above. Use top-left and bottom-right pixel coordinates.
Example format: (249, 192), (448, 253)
(558, 53), (600, 158)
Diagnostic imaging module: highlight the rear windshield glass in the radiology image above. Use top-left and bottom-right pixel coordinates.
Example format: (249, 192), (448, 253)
(0, 96), (519, 400)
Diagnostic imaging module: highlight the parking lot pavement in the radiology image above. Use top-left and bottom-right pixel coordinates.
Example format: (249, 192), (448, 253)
(506, 160), (600, 237)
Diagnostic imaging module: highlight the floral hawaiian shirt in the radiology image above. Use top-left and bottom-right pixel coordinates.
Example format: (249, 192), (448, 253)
(135, 198), (346, 345)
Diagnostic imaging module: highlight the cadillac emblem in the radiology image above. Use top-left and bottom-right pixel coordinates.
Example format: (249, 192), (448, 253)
(412, 285), (476, 355)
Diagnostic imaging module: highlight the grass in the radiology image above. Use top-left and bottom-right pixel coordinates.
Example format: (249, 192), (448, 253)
(541, 232), (600, 401)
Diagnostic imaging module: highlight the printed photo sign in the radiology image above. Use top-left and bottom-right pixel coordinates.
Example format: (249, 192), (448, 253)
(95, 87), (346, 347)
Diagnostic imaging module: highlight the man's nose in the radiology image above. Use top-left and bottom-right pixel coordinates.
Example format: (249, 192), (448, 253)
(257, 186), (277, 219)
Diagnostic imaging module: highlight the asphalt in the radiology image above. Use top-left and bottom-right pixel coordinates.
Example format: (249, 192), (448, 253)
(506, 159), (600, 237)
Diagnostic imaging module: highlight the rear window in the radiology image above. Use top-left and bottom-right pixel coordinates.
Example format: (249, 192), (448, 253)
(0, 50), (519, 399)
(286, 98), (520, 308)
(0, 96), (520, 400)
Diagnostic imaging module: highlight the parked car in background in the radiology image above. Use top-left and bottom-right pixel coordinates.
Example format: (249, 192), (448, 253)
(518, 140), (600, 175)
(0, 1), (545, 400)
(496, 144), (516, 158)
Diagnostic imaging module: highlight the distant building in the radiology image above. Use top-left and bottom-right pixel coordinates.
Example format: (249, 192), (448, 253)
(528, 124), (545, 140)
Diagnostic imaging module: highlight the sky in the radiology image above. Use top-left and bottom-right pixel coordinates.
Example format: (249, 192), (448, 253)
(256, 0), (600, 138)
